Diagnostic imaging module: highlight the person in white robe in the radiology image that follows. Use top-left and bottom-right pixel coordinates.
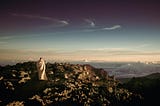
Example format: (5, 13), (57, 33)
(36, 58), (48, 80)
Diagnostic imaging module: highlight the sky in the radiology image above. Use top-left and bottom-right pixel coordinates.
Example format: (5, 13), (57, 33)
(0, 0), (160, 63)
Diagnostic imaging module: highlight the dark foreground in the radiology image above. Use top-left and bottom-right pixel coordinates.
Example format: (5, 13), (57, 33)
(0, 61), (159, 106)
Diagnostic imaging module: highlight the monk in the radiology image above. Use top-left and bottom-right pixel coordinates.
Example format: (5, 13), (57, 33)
(36, 57), (48, 80)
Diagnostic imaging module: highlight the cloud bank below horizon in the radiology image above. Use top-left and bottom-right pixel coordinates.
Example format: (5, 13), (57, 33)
(0, 48), (160, 62)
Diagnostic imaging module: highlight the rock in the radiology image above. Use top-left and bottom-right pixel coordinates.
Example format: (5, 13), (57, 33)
(0, 61), (143, 106)
(108, 87), (113, 93)
(18, 71), (31, 84)
(96, 76), (100, 80)
(64, 73), (68, 79)
(0, 76), (3, 80)
(48, 71), (54, 75)
(19, 71), (28, 78)
(6, 101), (24, 106)
(43, 88), (52, 94)
(5, 81), (14, 90)
(29, 95), (45, 105)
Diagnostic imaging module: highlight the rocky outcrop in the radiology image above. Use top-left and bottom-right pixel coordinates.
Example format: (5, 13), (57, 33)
(0, 62), (142, 106)
(6, 101), (24, 106)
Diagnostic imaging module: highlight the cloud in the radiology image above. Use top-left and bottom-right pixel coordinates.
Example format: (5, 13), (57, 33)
(83, 24), (121, 32)
(84, 19), (95, 27)
(86, 48), (127, 51)
(60, 20), (69, 25)
(1, 48), (160, 62)
(76, 48), (160, 56)
(102, 25), (121, 30)
(11, 13), (69, 27)
(136, 44), (151, 48)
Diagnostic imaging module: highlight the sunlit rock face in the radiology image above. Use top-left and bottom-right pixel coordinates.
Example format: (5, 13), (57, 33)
(18, 71), (31, 84)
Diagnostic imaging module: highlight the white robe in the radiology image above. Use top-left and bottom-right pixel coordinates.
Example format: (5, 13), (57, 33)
(36, 58), (48, 80)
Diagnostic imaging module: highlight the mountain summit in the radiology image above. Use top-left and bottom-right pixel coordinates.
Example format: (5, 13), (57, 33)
(0, 62), (142, 106)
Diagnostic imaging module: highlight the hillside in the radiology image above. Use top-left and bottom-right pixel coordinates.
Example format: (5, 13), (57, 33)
(122, 72), (160, 105)
(0, 62), (142, 106)
(145, 72), (160, 79)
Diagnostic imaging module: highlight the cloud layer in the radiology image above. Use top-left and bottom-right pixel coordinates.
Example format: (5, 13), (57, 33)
(103, 25), (121, 30)
(0, 48), (160, 62)
(10, 13), (121, 32)
(11, 13), (69, 27)
(84, 19), (95, 27)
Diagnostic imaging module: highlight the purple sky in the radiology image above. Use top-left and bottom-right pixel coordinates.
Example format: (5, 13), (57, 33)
(0, 0), (160, 63)
(0, 0), (160, 33)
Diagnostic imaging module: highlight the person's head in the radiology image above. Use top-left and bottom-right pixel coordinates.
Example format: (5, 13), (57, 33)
(40, 57), (42, 60)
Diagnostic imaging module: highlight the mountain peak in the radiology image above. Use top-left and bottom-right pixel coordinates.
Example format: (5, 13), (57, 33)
(0, 61), (142, 106)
